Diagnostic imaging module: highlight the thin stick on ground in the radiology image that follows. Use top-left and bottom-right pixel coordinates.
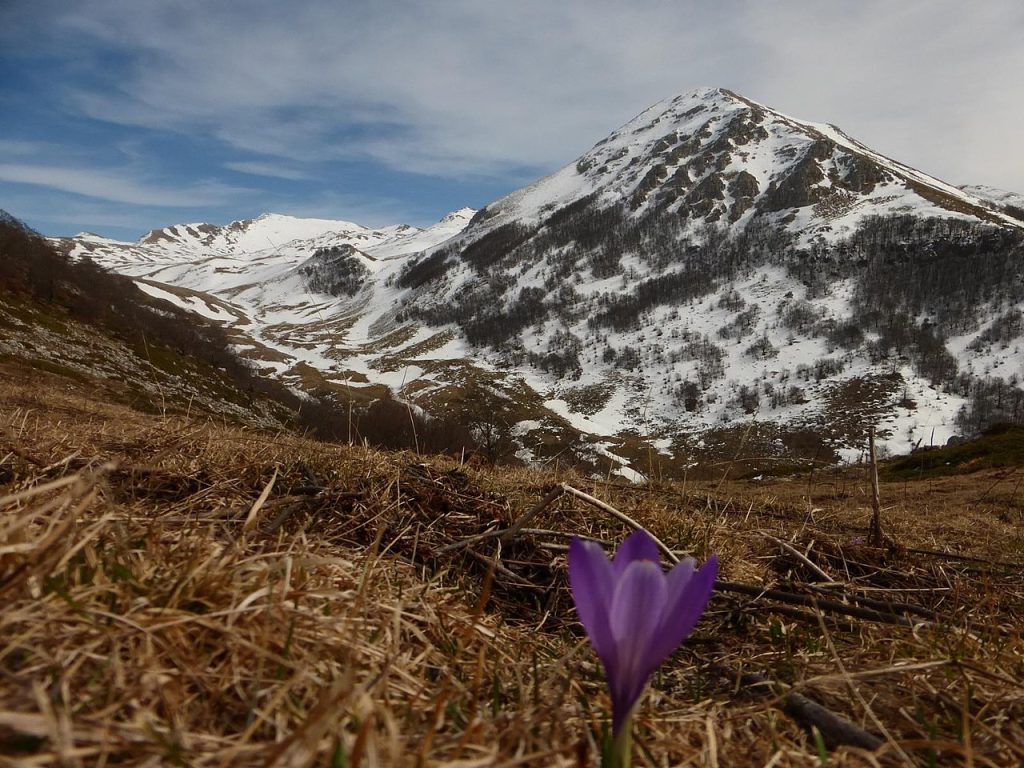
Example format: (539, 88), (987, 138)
(759, 532), (836, 583)
(500, 484), (566, 543)
(813, 605), (917, 766)
(558, 483), (681, 563)
(715, 580), (922, 627)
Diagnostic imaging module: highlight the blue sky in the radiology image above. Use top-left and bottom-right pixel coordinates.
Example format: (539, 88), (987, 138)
(2, 0), (1023, 241)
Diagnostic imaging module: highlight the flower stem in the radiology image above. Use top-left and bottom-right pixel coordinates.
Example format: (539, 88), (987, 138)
(611, 719), (632, 768)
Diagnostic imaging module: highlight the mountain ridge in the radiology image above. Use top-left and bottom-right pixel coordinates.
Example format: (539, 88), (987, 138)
(47, 87), (1024, 474)
(457, 86), (1021, 247)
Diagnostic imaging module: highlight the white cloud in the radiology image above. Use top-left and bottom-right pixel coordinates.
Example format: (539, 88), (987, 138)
(735, 1), (1024, 190)
(223, 161), (310, 181)
(10, 0), (1024, 190)
(27, 1), (762, 176)
(0, 163), (252, 207)
(0, 139), (64, 157)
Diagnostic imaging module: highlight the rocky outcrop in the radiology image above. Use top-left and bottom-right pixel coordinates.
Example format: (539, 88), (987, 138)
(728, 171), (760, 221)
(758, 148), (828, 212)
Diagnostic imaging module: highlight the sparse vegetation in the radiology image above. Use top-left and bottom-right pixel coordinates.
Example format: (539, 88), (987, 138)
(887, 421), (1024, 477)
(955, 376), (1024, 435)
(0, 221), (479, 457)
(298, 244), (370, 297)
(409, 212), (1023, 450)
(2, 362), (1023, 765)
(558, 382), (616, 416)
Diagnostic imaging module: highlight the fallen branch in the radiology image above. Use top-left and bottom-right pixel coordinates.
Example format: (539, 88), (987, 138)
(903, 546), (1024, 571)
(264, 502), (305, 536)
(715, 580), (921, 628)
(0, 427), (47, 468)
(808, 583), (938, 621)
(461, 548), (543, 591)
(724, 600), (858, 630)
(739, 671), (885, 753)
(433, 526), (503, 555)
(501, 484), (565, 542)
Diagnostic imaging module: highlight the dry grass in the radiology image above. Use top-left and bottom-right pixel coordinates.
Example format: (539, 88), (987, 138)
(2, 363), (1023, 767)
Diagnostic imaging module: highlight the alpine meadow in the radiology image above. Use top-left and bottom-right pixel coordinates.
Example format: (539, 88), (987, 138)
(3, 4), (1024, 766)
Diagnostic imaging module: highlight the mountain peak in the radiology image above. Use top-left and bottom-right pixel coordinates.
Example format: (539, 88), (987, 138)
(656, 85), (741, 105)
(476, 87), (1022, 240)
(57, 88), (1024, 468)
(438, 207), (477, 224)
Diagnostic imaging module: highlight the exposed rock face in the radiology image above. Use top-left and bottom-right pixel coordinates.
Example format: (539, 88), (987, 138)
(467, 86), (1020, 250)
(54, 87), (1024, 469)
(728, 171), (760, 220)
(835, 153), (890, 193)
(759, 147), (828, 212)
(143, 222), (231, 246)
(685, 173), (726, 220)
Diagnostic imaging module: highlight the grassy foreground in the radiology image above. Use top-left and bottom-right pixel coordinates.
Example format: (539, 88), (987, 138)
(2, 362), (1023, 767)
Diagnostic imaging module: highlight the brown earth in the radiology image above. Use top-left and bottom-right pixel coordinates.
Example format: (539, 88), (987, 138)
(2, 359), (1022, 766)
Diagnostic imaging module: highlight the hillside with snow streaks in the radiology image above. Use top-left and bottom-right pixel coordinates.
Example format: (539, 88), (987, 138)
(63, 208), (479, 394)
(60, 87), (1024, 474)
(960, 185), (1024, 221)
(461, 88), (1021, 242)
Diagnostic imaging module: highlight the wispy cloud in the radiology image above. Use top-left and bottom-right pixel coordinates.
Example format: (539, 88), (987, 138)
(0, 163), (252, 207)
(14, 1), (758, 175)
(223, 161), (310, 181)
(0, 139), (65, 157)
(3, 0), (1023, 243)
(28, 0), (1021, 190)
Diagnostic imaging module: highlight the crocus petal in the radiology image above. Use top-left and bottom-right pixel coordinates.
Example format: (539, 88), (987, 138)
(608, 560), (668, 733)
(647, 555), (718, 668)
(568, 538), (617, 663)
(612, 529), (661, 576)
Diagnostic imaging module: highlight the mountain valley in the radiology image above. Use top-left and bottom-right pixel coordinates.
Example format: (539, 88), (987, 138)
(47, 87), (1024, 477)
(4, 49), (1024, 768)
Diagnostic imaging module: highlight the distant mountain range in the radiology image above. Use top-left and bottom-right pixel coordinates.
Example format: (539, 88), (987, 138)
(49, 87), (1024, 476)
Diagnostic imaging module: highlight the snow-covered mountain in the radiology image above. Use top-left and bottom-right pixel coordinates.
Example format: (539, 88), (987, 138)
(459, 87), (1020, 242)
(70, 208), (477, 268)
(56, 87), (1024, 475)
(960, 185), (1024, 222)
(59, 206), (479, 397)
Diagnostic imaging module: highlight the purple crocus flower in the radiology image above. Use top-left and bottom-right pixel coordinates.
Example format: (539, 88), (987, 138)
(569, 530), (718, 740)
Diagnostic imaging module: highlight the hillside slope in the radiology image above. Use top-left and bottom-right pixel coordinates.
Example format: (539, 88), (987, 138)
(2, 355), (1022, 765)
(1, 219), (478, 456)
(57, 88), (1024, 473)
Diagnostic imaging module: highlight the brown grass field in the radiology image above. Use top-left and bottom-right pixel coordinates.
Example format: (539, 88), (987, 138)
(2, 361), (1023, 767)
